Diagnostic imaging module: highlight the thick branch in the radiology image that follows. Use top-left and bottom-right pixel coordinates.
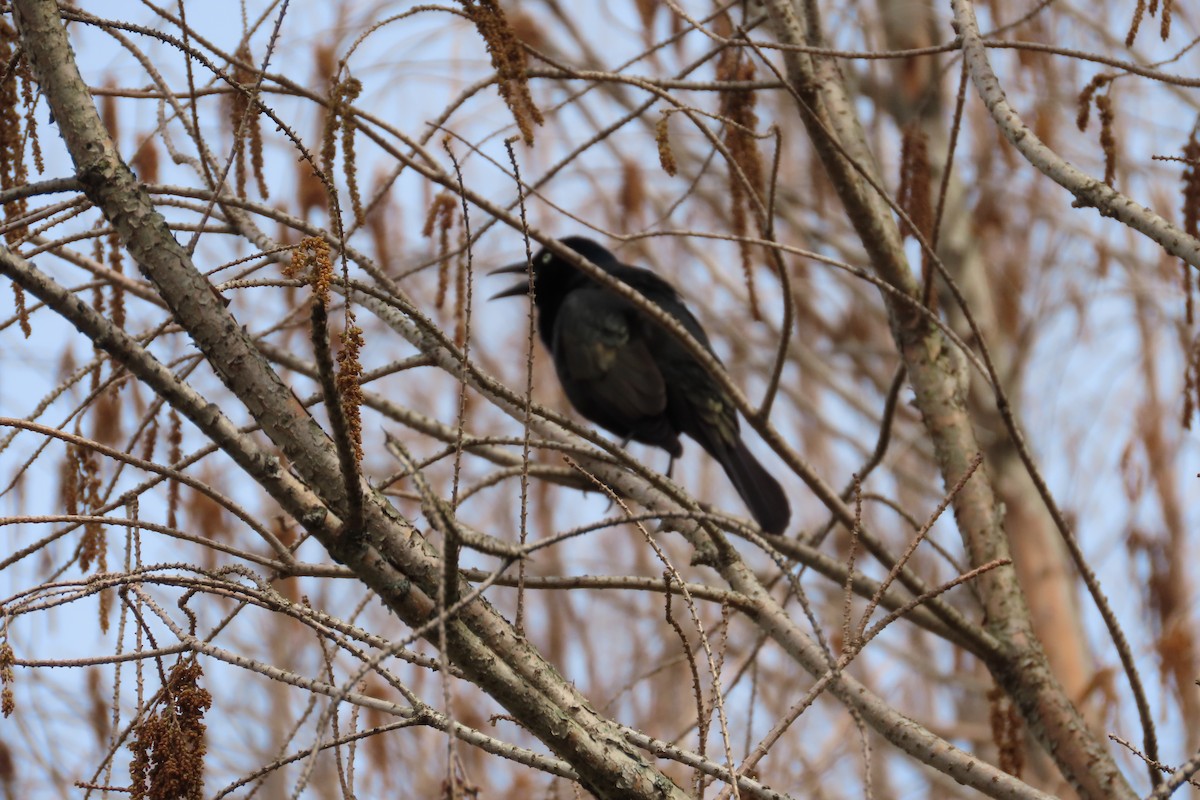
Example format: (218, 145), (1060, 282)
(8, 2), (691, 796)
(759, 1), (1135, 797)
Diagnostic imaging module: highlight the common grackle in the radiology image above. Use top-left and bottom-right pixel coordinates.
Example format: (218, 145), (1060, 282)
(492, 236), (791, 535)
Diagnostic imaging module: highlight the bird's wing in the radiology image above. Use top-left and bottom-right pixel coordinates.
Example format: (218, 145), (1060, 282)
(552, 288), (668, 420)
(617, 265), (721, 358)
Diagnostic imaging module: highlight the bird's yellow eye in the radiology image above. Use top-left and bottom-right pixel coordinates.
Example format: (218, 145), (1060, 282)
(540, 252), (552, 264)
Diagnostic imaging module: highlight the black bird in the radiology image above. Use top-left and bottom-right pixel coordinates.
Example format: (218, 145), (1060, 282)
(492, 236), (791, 534)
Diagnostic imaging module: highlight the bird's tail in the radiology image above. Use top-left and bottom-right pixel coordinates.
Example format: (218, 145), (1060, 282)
(716, 438), (791, 535)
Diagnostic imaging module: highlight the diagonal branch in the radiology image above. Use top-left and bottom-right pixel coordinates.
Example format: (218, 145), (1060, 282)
(951, 0), (1200, 271)
(758, 1), (1136, 797)
(7, 2), (693, 796)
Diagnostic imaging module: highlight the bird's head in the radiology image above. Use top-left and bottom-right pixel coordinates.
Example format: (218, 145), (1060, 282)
(489, 236), (616, 311)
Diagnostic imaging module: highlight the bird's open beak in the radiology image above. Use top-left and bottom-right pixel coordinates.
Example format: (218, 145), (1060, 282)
(488, 263), (531, 300)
